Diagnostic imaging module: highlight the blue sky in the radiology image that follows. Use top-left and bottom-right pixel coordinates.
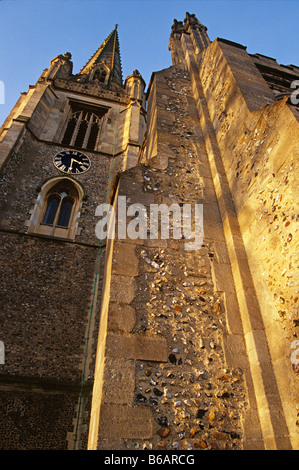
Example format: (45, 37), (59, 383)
(0, 0), (298, 125)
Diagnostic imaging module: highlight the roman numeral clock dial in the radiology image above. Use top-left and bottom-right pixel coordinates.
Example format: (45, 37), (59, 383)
(53, 151), (91, 174)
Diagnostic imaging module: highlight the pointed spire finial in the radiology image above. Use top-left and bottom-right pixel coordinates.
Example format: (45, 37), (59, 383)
(79, 26), (123, 85)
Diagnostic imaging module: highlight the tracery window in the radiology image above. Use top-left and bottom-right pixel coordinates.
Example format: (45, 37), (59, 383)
(61, 103), (109, 151)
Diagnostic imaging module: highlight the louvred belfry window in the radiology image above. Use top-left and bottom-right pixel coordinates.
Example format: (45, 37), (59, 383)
(61, 103), (109, 151)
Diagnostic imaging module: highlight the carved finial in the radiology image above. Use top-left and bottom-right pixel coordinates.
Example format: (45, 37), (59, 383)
(184, 12), (208, 31)
(171, 19), (184, 34)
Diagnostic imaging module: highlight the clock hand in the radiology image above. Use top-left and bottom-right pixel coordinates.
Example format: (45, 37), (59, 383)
(69, 158), (85, 172)
(68, 158), (82, 172)
(68, 158), (74, 172)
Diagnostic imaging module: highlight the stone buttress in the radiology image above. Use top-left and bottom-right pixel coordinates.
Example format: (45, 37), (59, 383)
(88, 13), (299, 450)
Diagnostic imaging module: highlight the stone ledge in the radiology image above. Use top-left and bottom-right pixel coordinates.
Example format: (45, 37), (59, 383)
(210, 261), (235, 294)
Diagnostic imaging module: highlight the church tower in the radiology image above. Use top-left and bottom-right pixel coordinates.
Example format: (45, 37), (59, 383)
(0, 13), (298, 452)
(0, 26), (146, 449)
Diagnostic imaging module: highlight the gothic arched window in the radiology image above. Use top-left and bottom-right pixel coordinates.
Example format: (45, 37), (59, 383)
(28, 178), (84, 240)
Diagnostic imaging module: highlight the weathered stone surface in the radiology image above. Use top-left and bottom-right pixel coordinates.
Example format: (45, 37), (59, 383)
(111, 243), (139, 277)
(109, 275), (137, 304)
(0, 232), (100, 380)
(101, 358), (135, 404)
(98, 404), (153, 440)
(106, 333), (168, 362)
(108, 302), (136, 332)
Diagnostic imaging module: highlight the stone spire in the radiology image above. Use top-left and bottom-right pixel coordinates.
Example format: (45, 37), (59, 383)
(79, 25), (123, 86)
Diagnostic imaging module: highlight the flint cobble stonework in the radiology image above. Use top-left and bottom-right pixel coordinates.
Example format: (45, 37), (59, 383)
(89, 16), (299, 448)
(0, 232), (100, 379)
(0, 232), (102, 449)
(91, 65), (248, 450)
(132, 243), (246, 450)
(0, 390), (78, 450)
(132, 68), (247, 449)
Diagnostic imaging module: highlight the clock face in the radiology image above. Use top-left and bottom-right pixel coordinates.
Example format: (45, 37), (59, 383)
(53, 151), (91, 175)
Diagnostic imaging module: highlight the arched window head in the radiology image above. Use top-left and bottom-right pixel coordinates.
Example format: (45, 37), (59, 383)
(28, 177), (84, 240)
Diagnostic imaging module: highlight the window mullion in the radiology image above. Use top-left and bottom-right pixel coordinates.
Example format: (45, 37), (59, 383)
(83, 113), (94, 149)
(95, 117), (102, 149)
(53, 197), (63, 228)
(70, 111), (82, 147)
